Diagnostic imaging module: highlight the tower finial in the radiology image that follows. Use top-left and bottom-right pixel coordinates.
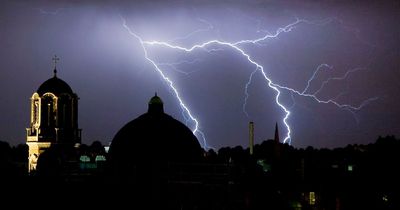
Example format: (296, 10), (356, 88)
(274, 122), (280, 143)
(52, 55), (60, 77)
(155, 92), (157, 97)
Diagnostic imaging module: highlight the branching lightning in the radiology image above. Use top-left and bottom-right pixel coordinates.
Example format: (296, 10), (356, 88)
(313, 67), (366, 96)
(36, 8), (65, 15)
(302, 64), (333, 94)
(243, 68), (259, 118)
(121, 16), (378, 148)
(121, 18), (208, 149)
(167, 18), (214, 43)
(156, 59), (203, 75)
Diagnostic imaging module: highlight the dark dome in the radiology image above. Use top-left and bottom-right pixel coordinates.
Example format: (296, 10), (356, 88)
(108, 95), (203, 181)
(109, 112), (202, 162)
(37, 76), (73, 96)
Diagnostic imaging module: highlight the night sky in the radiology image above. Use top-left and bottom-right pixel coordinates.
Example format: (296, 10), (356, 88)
(1, 0), (399, 149)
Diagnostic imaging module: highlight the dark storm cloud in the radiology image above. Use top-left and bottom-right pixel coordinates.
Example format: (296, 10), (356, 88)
(0, 0), (399, 148)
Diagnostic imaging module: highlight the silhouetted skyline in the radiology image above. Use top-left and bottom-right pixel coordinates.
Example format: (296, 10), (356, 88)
(0, 0), (399, 148)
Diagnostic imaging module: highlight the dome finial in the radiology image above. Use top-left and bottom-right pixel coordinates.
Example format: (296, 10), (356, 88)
(52, 55), (60, 77)
(148, 93), (164, 114)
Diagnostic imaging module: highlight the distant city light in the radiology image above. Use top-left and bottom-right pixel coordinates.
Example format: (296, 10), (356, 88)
(347, 165), (353, 172)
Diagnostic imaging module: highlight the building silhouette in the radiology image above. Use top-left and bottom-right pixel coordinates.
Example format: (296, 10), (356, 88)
(108, 93), (209, 206)
(108, 93), (203, 181)
(16, 58), (399, 209)
(26, 57), (81, 173)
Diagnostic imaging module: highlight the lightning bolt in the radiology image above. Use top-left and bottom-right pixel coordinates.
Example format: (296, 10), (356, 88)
(302, 64), (333, 94)
(35, 8), (65, 15)
(141, 39), (293, 144)
(243, 68), (259, 118)
(121, 16), (378, 147)
(313, 67), (366, 96)
(156, 59), (203, 76)
(167, 18), (214, 43)
(121, 18), (208, 149)
(288, 92), (297, 109)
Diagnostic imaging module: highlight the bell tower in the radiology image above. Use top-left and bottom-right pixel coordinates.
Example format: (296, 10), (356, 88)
(26, 56), (81, 173)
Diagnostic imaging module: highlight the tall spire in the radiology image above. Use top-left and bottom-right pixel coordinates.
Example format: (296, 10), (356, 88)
(52, 55), (60, 77)
(274, 122), (280, 143)
(274, 122), (281, 160)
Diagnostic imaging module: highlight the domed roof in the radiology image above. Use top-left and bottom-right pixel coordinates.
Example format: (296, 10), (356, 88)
(110, 112), (202, 158)
(37, 71), (73, 96)
(108, 94), (203, 176)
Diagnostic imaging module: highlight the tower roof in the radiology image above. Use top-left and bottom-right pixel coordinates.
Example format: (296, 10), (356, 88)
(37, 76), (73, 96)
(37, 55), (74, 96)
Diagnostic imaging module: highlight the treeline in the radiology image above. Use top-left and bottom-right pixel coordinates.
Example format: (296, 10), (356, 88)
(203, 135), (400, 210)
(0, 140), (107, 178)
(0, 136), (398, 209)
(0, 141), (27, 178)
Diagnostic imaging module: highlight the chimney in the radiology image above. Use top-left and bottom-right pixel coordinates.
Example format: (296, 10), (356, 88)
(249, 121), (254, 155)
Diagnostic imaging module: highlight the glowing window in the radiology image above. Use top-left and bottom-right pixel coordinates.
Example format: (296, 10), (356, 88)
(347, 165), (353, 171)
(309, 192), (316, 205)
(80, 155), (91, 162)
(95, 155), (106, 162)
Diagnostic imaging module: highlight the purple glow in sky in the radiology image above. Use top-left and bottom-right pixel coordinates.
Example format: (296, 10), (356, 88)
(0, 0), (399, 148)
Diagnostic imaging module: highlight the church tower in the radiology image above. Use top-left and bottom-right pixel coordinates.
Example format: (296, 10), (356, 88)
(274, 122), (281, 160)
(26, 56), (81, 173)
